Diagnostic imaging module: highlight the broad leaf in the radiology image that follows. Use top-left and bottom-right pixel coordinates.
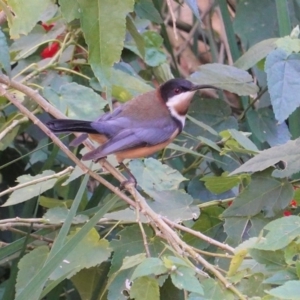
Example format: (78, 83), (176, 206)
(43, 82), (107, 120)
(8, 0), (52, 38)
(131, 258), (168, 281)
(49, 228), (111, 280)
(223, 171), (293, 218)
(134, 0), (162, 24)
(77, 0), (134, 83)
(16, 246), (49, 299)
(190, 64), (259, 96)
(266, 280), (300, 299)
(171, 266), (203, 295)
(43, 207), (88, 224)
(58, 0), (80, 22)
(201, 278), (234, 300)
(3, 170), (57, 206)
(265, 48), (300, 123)
(230, 138), (300, 178)
(253, 216), (300, 251)
(130, 276), (160, 300)
(234, 38), (277, 70)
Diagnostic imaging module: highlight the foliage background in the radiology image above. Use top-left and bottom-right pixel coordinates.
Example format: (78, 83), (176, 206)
(0, 0), (299, 299)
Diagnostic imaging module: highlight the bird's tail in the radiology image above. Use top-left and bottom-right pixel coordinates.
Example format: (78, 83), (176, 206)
(46, 119), (98, 134)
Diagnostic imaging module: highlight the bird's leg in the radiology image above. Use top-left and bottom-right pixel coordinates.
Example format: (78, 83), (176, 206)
(119, 162), (137, 189)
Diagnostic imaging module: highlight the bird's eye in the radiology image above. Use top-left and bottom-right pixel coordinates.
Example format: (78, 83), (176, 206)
(174, 88), (180, 94)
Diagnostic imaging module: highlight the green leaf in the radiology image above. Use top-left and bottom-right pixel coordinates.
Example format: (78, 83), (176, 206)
(121, 253), (147, 271)
(234, 38), (277, 70)
(49, 228), (111, 280)
(0, 28), (11, 76)
(58, 0), (80, 22)
(131, 258), (168, 281)
(130, 276), (160, 300)
(284, 242), (300, 265)
(8, 0), (52, 38)
(171, 266), (203, 295)
(71, 266), (109, 300)
(190, 64), (259, 96)
(16, 246), (49, 299)
(15, 194), (118, 300)
(265, 48), (300, 123)
(230, 138), (300, 178)
(125, 31), (166, 67)
(129, 158), (187, 192)
(264, 270), (298, 285)
(43, 207), (88, 224)
(126, 15), (145, 58)
(201, 172), (246, 194)
(227, 129), (259, 152)
(134, 0), (162, 23)
(148, 190), (200, 222)
(77, 0), (134, 83)
(276, 36), (300, 55)
(3, 170), (57, 206)
(43, 82), (107, 120)
(247, 108), (291, 144)
(201, 278), (234, 300)
(253, 216), (300, 251)
(186, 115), (218, 136)
(223, 171), (294, 218)
(266, 280), (300, 299)
(39, 196), (73, 209)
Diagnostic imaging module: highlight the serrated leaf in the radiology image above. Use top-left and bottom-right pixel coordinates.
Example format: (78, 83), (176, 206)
(230, 138), (300, 178)
(253, 216), (300, 251)
(223, 171), (294, 218)
(171, 267), (203, 295)
(265, 48), (300, 123)
(43, 82), (106, 120)
(16, 246), (49, 299)
(131, 258), (168, 281)
(59, 0), (80, 22)
(134, 0), (162, 23)
(190, 64), (259, 96)
(129, 158), (186, 192)
(8, 0), (52, 38)
(266, 280), (300, 299)
(0, 28), (11, 76)
(130, 276), (159, 300)
(49, 228), (111, 280)
(78, 0), (134, 83)
(234, 38), (277, 70)
(3, 170), (57, 206)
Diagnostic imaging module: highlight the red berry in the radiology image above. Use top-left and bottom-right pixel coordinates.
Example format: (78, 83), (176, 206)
(228, 201), (233, 206)
(290, 200), (297, 208)
(283, 211), (292, 217)
(41, 23), (54, 31)
(41, 42), (60, 59)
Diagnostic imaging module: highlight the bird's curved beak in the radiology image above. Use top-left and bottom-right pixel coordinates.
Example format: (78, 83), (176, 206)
(191, 84), (220, 91)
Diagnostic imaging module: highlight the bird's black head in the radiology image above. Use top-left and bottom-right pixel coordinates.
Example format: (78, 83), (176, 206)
(159, 79), (196, 103)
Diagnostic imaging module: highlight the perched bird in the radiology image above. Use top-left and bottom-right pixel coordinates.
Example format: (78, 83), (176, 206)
(46, 78), (217, 185)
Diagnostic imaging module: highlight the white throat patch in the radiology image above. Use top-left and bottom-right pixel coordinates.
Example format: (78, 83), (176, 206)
(166, 91), (195, 128)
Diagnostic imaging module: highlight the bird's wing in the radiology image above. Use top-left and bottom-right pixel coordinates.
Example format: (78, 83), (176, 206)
(82, 124), (177, 161)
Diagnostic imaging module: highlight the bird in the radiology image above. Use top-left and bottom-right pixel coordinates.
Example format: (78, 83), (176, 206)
(46, 78), (218, 186)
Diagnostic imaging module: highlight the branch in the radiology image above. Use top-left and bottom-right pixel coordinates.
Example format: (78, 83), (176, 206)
(0, 166), (73, 198)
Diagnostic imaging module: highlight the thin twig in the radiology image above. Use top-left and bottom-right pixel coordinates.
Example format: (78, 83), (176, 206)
(0, 166), (73, 198)
(0, 116), (28, 141)
(166, 0), (178, 40)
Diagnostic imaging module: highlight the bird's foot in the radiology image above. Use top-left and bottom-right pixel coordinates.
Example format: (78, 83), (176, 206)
(120, 177), (137, 190)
